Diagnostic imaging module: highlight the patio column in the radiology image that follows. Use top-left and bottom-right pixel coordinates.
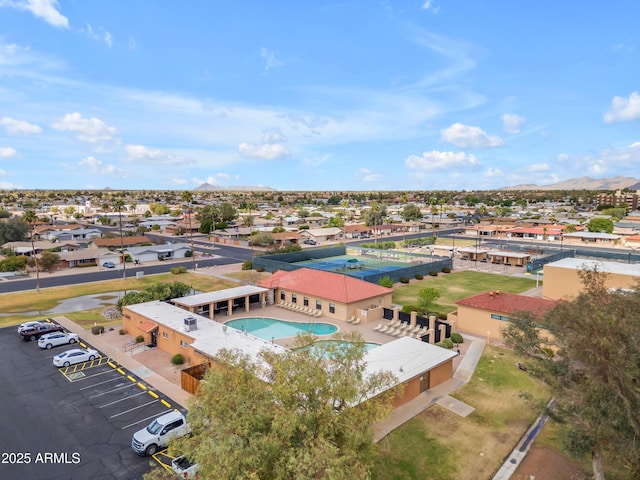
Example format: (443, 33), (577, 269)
(227, 298), (233, 316)
(393, 307), (399, 322)
(245, 295), (250, 312)
(428, 315), (437, 344)
(209, 302), (214, 320)
(410, 310), (417, 327)
(439, 324), (447, 342)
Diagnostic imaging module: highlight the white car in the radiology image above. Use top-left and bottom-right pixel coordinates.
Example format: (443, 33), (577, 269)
(52, 348), (99, 368)
(38, 332), (79, 350)
(18, 321), (46, 334)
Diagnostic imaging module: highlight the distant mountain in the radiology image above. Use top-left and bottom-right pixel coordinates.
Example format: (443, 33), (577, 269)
(194, 183), (276, 192)
(502, 176), (640, 191)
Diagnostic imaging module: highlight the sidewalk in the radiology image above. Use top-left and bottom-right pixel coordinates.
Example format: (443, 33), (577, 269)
(374, 334), (485, 442)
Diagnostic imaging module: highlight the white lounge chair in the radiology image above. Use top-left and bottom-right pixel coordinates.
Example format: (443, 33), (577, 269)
(346, 316), (355, 323)
(374, 323), (384, 332)
(352, 318), (360, 325)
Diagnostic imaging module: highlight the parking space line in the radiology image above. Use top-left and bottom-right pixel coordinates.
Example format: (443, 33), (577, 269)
(80, 375), (122, 390)
(98, 390), (148, 409)
(122, 411), (169, 430)
(66, 368), (115, 382)
(110, 399), (159, 418)
(88, 383), (132, 398)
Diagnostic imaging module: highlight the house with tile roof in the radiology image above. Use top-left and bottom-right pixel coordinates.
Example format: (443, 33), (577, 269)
(258, 268), (393, 322)
(451, 291), (558, 341)
(90, 235), (152, 249)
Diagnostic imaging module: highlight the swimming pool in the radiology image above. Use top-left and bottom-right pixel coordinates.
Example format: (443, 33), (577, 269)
(225, 317), (338, 341)
(299, 339), (380, 359)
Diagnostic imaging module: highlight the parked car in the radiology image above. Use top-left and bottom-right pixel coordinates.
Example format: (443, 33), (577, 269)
(171, 455), (199, 478)
(303, 239), (317, 245)
(131, 410), (191, 456)
(52, 348), (99, 367)
(102, 261), (116, 268)
(20, 323), (64, 342)
(38, 332), (79, 349)
(17, 320), (47, 334)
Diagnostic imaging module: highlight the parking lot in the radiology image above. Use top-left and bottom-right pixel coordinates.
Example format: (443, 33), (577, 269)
(0, 324), (185, 479)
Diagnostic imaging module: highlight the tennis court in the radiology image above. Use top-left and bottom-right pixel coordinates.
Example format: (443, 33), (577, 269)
(294, 253), (411, 278)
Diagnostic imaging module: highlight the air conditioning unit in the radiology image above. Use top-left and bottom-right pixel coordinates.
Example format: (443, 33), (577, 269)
(184, 316), (197, 332)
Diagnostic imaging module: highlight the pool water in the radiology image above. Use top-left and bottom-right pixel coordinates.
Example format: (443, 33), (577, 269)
(225, 317), (338, 341)
(299, 340), (380, 359)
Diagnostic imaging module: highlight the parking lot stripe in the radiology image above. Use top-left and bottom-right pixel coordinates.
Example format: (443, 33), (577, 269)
(110, 399), (159, 418)
(122, 412), (169, 430)
(98, 390), (148, 408)
(160, 399), (172, 408)
(108, 361), (117, 368)
(88, 383), (132, 398)
(116, 367), (126, 375)
(148, 391), (159, 399)
(137, 382), (147, 390)
(127, 375), (137, 382)
(80, 375), (122, 390)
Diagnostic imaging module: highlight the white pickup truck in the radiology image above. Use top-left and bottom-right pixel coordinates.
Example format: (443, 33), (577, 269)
(171, 455), (199, 478)
(131, 410), (191, 456)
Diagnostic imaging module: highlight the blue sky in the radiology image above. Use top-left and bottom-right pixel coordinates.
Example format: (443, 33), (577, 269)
(0, 1), (639, 191)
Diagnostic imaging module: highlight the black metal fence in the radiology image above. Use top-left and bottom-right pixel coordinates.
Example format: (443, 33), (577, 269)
(253, 246), (453, 285)
(382, 308), (451, 343)
(527, 249), (576, 273)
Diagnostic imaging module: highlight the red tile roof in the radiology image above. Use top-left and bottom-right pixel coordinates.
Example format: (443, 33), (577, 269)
(92, 236), (150, 247)
(258, 268), (392, 303)
(456, 291), (558, 318)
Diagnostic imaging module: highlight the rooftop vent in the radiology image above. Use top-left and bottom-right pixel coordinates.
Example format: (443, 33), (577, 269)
(184, 316), (197, 332)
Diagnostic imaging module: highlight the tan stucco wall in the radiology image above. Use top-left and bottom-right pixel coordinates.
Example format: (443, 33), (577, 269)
(429, 360), (453, 388)
(455, 305), (509, 340)
(122, 307), (207, 366)
(275, 289), (392, 322)
(543, 265), (638, 300)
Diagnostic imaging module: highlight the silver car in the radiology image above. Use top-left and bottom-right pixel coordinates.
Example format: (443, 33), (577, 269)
(38, 332), (79, 349)
(52, 348), (99, 367)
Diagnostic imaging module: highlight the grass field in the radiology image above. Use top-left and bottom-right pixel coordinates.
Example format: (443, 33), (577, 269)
(392, 270), (537, 315)
(0, 272), (239, 327)
(373, 346), (552, 480)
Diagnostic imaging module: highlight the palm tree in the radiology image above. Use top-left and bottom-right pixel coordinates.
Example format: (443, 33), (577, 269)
(182, 191), (196, 271)
(22, 209), (40, 292)
(113, 198), (126, 279)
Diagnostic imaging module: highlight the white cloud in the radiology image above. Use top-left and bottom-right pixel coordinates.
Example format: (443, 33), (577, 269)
(238, 142), (290, 160)
(0, 168), (7, 175)
(502, 113), (525, 134)
(0, 0), (69, 28)
(78, 155), (123, 176)
(440, 123), (504, 148)
(527, 163), (550, 172)
(422, 0), (439, 13)
(556, 153), (569, 162)
(0, 147), (18, 158)
(238, 130), (290, 160)
(0, 116), (42, 135)
(52, 113), (117, 143)
(260, 47), (283, 71)
(604, 92), (640, 123)
(358, 168), (382, 182)
(125, 144), (188, 165)
(405, 150), (480, 171)
(171, 178), (188, 185)
(79, 24), (113, 47)
(485, 168), (504, 177)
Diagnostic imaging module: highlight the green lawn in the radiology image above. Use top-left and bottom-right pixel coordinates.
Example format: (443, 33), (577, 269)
(392, 270), (537, 315)
(374, 346), (553, 480)
(0, 272), (239, 327)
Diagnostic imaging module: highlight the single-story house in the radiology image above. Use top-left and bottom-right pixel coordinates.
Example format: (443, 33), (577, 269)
(450, 291), (558, 341)
(47, 228), (103, 242)
(257, 268), (393, 322)
(542, 258), (640, 300)
(125, 243), (192, 263)
(301, 227), (344, 243)
(90, 235), (151, 249)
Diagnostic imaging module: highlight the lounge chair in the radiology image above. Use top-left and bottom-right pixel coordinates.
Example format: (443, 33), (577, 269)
(346, 316), (355, 323)
(352, 318), (360, 325)
(374, 323), (384, 332)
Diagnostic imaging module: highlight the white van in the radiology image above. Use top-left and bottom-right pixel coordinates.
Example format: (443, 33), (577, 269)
(131, 410), (190, 456)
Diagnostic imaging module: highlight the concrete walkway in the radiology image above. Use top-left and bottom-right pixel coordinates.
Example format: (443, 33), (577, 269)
(374, 334), (485, 442)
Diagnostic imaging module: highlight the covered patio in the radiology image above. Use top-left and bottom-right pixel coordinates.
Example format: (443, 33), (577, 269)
(172, 285), (270, 320)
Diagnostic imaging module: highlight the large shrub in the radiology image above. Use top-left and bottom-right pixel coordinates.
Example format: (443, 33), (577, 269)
(242, 259), (253, 270)
(91, 325), (105, 335)
(450, 332), (464, 344)
(378, 276), (394, 288)
(171, 354), (184, 365)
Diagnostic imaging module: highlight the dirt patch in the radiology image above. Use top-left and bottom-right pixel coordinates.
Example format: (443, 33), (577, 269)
(513, 447), (590, 480)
